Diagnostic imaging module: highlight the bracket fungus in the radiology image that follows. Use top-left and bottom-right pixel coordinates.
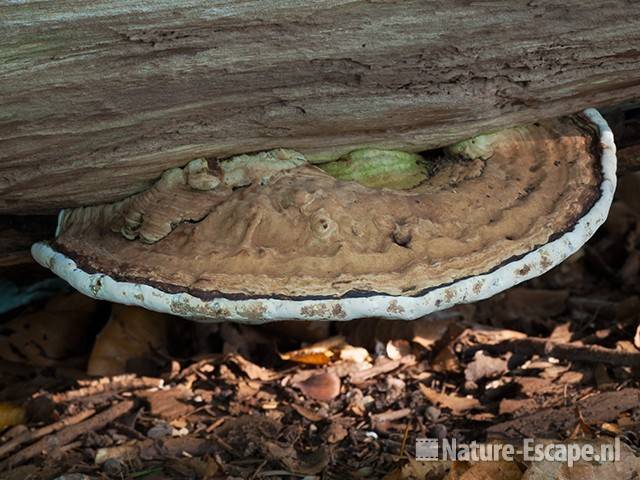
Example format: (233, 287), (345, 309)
(32, 109), (616, 323)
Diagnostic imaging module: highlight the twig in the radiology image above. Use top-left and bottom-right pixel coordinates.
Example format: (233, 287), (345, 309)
(477, 337), (640, 367)
(51, 376), (162, 402)
(0, 408), (95, 458)
(209, 431), (236, 455)
(113, 421), (147, 441)
(1, 400), (135, 470)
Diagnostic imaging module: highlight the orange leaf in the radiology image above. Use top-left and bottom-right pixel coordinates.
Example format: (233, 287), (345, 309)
(280, 336), (345, 365)
(0, 402), (26, 428)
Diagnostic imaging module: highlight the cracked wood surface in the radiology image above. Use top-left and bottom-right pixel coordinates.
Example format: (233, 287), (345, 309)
(1, 0), (640, 214)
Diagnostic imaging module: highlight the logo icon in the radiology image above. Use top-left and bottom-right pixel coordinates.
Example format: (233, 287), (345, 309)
(416, 438), (439, 461)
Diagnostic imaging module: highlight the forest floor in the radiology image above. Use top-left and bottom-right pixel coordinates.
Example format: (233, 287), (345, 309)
(1, 176), (640, 479)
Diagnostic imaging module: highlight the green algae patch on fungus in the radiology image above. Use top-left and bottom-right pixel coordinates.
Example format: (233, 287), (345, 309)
(319, 149), (428, 190)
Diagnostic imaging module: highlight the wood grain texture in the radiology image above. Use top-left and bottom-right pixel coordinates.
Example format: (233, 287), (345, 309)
(1, 0), (640, 214)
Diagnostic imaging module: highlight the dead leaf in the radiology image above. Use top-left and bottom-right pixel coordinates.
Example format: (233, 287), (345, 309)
(290, 403), (325, 421)
(0, 292), (99, 366)
(499, 398), (538, 416)
(447, 461), (472, 479)
(459, 324), (527, 347)
(458, 460), (522, 480)
(432, 344), (462, 373)
(488, 388), (640, 439)
(549, 323), (573, 343)
(601, 422), (622, 434)
(265, 442), (329, 475)
(384, 457), (451, 479)
(87, 304), (169, 376)
(464, 351), (508, 388)
(227, 353), (277, 381)
(412, 316), (465, 351)
(136, 387), (194, 421)
(325, 422), (349, 444)
(350, 357), (405, 383)
(371, 408), (411, 429)
(294, 370), (341, 402)
(521, 438), (640, 480)
(0, 403), (26, 429)
(280, 336), (346, 365)
(419, 384), (480, 415)
(339, 345), (371, 364)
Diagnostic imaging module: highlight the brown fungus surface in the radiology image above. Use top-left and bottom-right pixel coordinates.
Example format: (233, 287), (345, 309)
(54, 115), (601, 299)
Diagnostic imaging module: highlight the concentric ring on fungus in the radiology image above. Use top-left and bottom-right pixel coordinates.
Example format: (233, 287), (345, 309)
(32, 108), (616, 323)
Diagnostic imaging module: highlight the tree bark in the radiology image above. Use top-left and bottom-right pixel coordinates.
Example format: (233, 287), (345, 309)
(1, 0), (640, 214)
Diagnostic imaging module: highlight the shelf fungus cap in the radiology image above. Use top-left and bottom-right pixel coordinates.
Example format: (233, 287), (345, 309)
(32, 109), (616, 323)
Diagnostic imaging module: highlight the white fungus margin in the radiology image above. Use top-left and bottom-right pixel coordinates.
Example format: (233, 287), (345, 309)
(31, 109), (617, 323)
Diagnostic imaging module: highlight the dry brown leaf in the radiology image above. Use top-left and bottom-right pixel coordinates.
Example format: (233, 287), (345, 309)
(350, 357), (405, 383)
(521, 439), (640, 480)
(290, 403), (325, 422)
(227, 353), (277, 381)
(0, 292), (98, 366)
(459, 324), (527, 347)
(499, 398), (537, 416)
(432, 344), (462, 373)
(412, 317), (464, 350)
(0, 403), (26, 429)
(549, 323), (573, 343)
(137, 387), (194, 421)
(280, 336), (346, 365)
(457, 460), (522, 480)
(165, 456), (221, 479)
(616, 340), (639, 353)
(294, 370), (341, 402)
(446, 461), (472, 479)
(87, 304), (169, 376)
(464, 351), (508, 388)
(265, 442), (329, 475)
(601, 422), (622, 434)
(325, 422), (349, 444)
(419, 384), (480, 415)
(384, 458), (451, 479)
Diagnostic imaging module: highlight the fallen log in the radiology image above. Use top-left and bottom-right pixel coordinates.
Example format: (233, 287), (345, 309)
(1, 0), (640, 214)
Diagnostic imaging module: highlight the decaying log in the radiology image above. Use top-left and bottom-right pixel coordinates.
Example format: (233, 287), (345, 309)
(0, 215), (57, 267)
(1, 1), (640, 214)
